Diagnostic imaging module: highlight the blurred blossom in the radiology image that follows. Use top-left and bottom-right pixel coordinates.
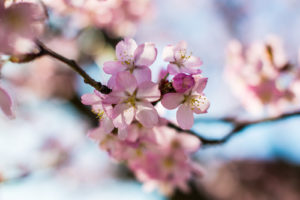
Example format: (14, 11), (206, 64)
(0, 0), (45, 54)
(43, 0), (154, 37)
(8, 38), (79, 99)
(89, 123), (203, 195)
(225, 36), (299, 116)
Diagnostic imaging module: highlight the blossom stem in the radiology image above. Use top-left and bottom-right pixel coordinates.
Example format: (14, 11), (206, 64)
(35, 40), (112, 94)
(23, 41), (300, 147)
(168, 110), (300, 146)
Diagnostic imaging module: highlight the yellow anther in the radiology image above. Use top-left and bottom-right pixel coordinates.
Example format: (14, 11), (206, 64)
(190, 95), (206, 110)
(92, 109), (105, 120)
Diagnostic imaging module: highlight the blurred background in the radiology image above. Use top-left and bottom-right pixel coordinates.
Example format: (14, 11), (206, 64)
(1, 0), (300, 199)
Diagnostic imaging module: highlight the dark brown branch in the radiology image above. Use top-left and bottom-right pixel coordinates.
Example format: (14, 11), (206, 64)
(11, 40), (300, 147)
(169, 110), (300, 146)
(35, 40), (112, 94)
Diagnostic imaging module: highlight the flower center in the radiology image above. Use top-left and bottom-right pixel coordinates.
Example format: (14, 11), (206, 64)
(124, 90), (137, 107)
(172, 49), (192, 68)
(92, 109), (105, 120)
(189, 95), (207, 110)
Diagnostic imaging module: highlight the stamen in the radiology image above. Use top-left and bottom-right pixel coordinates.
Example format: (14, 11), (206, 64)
(92, 109), (105, 120)
(190, 95), (207, 110)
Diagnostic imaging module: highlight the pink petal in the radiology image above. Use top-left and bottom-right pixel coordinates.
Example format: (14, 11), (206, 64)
(126, 125), (140, 142)
(136, 81), (160, 102)
(184, 56), (203, 68)
(101, 117), (115, 133)
(116, 38), (137, 61)
(174, 41), (188, 61)
(177, 133), (200, 152)
(107, 75), (117, 89)
(193, 77), (208, 93)
(87, 126), (106, 141)
(167, 63), (180, 75)
(102, 103), (114, 118)
(81, 93), (101, 105)
(173, 73), (195, 93)
(103, 91), (124, 104)
(115, 71), (137, 94)
(134, 42), (157, 67)
(118, 128), (128, 140)
(0, 86), (13, 118)
(192, 95), (210, 114)
(177, 104), (194, 130)
(158, 69), (168, 81)
(181, 67), (202, 75)
(162, 45), (175, 62)
(112, 103), (135, 129)
(133, 67), (152, 84)
(135, 102), (158, 128)
(175, 41), (188, 51)
(103, 61), (126, 74)
(161, 93), (184, 109)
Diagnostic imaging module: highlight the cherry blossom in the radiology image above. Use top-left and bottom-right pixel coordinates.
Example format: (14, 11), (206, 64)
(172, 73), (195, 93)
(225, 36), (299, 116)
(162, 41), (203, 75)
(9, 38), (79, 99)
(129, 126), (203, 195)
(104, 38), (157, 85)
(80, 39), (208, 194)
(161, 75), (209, 129)
(105, 71), (160, 129)
(81, 90), (114, 134)
(43, 0), (153, 37)
(0, 0), (45, 54)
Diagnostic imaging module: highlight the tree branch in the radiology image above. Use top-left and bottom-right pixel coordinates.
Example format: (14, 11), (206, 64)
(35, 40), (112, 94)
(171, 110), (300, 146)
(11, 40), (300, 147)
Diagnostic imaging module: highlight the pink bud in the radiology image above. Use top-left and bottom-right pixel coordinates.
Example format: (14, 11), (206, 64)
(172, 73), (195, 93)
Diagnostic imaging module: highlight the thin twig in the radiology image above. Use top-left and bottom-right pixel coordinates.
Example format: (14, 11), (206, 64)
(171, 110), (300, 146)
(35, 40), (112, 94)
(14, 40), (300, 146)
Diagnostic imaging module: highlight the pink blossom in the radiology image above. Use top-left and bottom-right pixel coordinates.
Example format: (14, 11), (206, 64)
(225, 37), (297, 116)
(162, 41), (203, 75)
(0, 1), (45, 54)
(0, 85), (13, 118)
(129, 126), (203, 195)
(172, 73), (195, 93)
(105, 71), (160, 129)
(104, 38), (157, 85)
(81, 90), (114, 134)
(88, 122), (157, 162)
(43, 0), (153, 37)
(161, 76), (209, 129)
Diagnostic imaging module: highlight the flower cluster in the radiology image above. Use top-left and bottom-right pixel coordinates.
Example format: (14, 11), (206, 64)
(225, 36), (300, 116)
(43, 0), (153, 37)
(81, 38), (209, 194)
